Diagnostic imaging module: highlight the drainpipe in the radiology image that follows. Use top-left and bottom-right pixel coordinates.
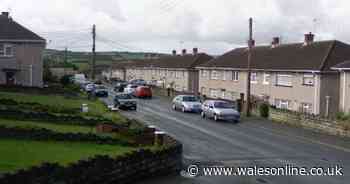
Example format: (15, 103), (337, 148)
(313, 74), (319, 114)
(325, 96), (330, 118)
(343, 71), (346, 111)
(30, 64), (33, 87)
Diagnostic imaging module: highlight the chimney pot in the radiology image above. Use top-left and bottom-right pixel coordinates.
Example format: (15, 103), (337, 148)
(271, 37), (280, 48)
(182, 49), (187, 56)
(1, 12), (9, 18)
(193, 48), (198, 55)
(304, 32), (315, 45)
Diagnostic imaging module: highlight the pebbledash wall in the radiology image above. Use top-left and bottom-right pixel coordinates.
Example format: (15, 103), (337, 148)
(0, 134), (183, 184)
(254, 107), (350, 138)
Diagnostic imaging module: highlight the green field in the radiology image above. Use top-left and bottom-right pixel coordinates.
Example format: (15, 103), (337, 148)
(0, 119), (95, 134)
(0, 92), (127, 123)
(0, 139), (134, 172)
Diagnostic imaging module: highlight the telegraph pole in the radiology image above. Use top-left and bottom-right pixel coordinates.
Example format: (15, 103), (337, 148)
(64, 47), (68, 63)
(245, 18), (254, 117)
(91, 24), (96, 80)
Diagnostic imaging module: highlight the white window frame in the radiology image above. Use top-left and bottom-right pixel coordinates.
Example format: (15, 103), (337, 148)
(210, 70), (220, 80)
(201, 70), (209, 78)
(209, 88), (220, 98)
(0, 44), (14, 57)
(251, 72), (258, 84)
(263, 73), (270, 85)
(276, 74), (293, 87)
(302, 74), (315, 86)
(301, 103), (313, 113)
(275, 99), (290, 109)
(232, 71), (239, 81)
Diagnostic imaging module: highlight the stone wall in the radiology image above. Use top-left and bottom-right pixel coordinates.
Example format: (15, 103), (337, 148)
(0, 134), (183, 184)
(254, 107), (350, 138)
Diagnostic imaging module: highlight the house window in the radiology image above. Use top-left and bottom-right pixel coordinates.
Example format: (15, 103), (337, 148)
(275, 99), (290, 109)
(210, 70), (220, 80)
(251, 72), (258, 83)
(232, 71), (239, 81)
(300, 103), (313, 114)
(276, 74), (292, 87)
(201, 70), (209, 78)
(209, 89), (220, 98)
(201, 87), (207, 95)
(303, 74), (315, 86)
(0, 44), (13, 57)
(221, 89), (226, 99)
(263, 73), (270, 85)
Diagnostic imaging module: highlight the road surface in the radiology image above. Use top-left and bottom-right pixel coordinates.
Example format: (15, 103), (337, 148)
(103, 91), (350, 184)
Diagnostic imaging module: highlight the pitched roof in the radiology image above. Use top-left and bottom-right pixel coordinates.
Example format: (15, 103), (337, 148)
(331, 61), (350, 70)
(112, 53), (213, 69)
(0, 13), (45, 42)
(198, 40), (350, 71)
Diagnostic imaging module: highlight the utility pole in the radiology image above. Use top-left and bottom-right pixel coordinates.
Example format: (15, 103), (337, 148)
(245, 17), (254, 117)
(91, 24), (96, 80)
(64, 47), (68, 63)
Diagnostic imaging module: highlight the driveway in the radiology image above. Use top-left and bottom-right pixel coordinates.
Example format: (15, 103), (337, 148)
(103, 91), (350, 184)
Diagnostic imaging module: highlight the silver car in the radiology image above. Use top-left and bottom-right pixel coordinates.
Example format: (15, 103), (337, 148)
(201, 100), (240, 123)
(172, 95), (202, 113)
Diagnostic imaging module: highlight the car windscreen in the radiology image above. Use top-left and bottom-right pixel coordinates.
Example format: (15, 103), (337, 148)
(183, 96), (199, 102)
(214, 102), (234, 109)
(116, 94), (132, 99)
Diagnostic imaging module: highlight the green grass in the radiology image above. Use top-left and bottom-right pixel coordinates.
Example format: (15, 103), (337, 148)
(0, 139), (134, 172)
(0, 92), (127, 123)
(0, 119), (95, 134)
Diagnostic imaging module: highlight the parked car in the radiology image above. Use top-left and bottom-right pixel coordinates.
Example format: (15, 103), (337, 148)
(85, 83), (96, 92)
(114, 81), (128, 92)
(93, 85), (108, 97)
(172, 95), (202, 113)
(134, 86), (152, 98)
(130, 79), (147, 86)
(114, 93), (137, 110)
(124, 84), (139, 95)
(201, 100), (240, 123)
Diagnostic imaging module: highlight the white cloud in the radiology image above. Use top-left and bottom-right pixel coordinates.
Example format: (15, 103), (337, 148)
(1, 0), (350, 55)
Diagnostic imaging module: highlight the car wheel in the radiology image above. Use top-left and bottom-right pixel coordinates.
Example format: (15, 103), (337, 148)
(201, 112), (206, 119)
(182, 106), (186, 113)
(214, 114), (219, 121)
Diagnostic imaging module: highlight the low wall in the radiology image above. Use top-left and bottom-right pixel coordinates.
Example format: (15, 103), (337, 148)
(254, 107), (350, 138)
(0, 135), (183, 184)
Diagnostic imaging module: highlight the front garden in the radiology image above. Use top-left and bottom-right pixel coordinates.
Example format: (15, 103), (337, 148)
(0, 87), (182, 183)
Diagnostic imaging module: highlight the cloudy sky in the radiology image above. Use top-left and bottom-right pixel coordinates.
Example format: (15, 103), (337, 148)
(1, 0), (349, 55)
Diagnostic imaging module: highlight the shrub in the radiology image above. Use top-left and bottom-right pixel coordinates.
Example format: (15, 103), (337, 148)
(336, 111), (349, 121)
(60, 75), (73, 86)
(259, 103), (270, 118)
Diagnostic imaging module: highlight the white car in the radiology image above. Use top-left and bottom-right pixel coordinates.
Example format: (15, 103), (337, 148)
(172, 95), (202, 113)
(85, 83), (95, 92)
(124, 84), (138, 95)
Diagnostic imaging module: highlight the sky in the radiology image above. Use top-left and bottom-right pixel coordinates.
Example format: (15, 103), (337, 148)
(1, 0), (349, 55)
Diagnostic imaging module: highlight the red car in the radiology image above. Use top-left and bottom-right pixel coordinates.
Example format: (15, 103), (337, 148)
(134, 86), (152, 98)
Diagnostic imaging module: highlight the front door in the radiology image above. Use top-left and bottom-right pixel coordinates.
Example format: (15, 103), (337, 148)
(5, 72), (15, 85)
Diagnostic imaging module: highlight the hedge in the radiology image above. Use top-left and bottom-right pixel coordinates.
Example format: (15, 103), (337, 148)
(0, 126), (132, 146)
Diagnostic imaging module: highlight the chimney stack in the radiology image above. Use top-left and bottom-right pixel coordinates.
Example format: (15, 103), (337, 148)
(271, 37), (280, 48)
(193, 48), (198, 55)
(172, 50), (176, 56)
(1, 12), (9, 18)
(304, 32), (315, 46)
(182, 49), (187, 56)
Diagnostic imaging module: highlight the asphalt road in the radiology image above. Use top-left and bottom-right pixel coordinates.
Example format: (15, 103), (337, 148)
(103, 90), (350, 184)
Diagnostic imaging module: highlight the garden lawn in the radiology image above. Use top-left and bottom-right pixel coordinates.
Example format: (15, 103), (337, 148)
(0, 92), (127, 123)
(0, 119), (95, 134)
(0, 139), (134, 173)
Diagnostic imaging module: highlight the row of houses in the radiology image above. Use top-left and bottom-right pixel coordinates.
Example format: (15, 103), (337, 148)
(104, 33), (350, 117)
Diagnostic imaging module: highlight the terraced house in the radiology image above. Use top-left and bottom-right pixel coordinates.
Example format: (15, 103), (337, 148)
(0, 12), (46, 87)
(332, 61), (350, 113)
(197, 33), (350, 116)
(114, 48), (213, 93)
